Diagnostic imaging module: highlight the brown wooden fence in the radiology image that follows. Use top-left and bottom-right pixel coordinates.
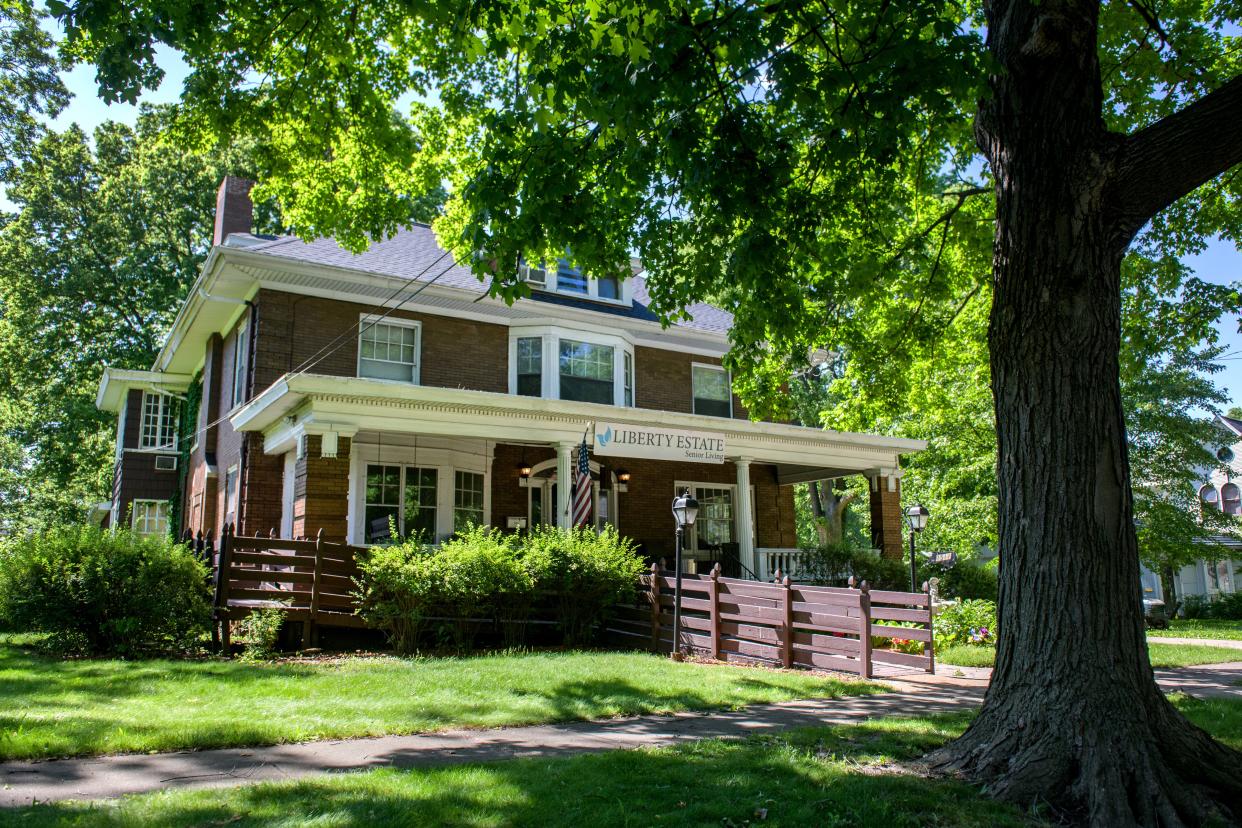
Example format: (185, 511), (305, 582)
(206, 525), (368, 649)
(605, 563), (934, 677)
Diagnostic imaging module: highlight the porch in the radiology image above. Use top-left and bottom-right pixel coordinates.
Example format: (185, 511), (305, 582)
(228, 373), (925, 576)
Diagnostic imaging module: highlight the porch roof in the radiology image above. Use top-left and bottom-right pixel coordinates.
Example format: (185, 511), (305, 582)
(231, 373), (925, 475)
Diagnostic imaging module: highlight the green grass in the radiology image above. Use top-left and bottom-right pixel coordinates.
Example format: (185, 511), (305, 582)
(0, 635), (878, 761)
(16, 697), (1239, 827)
(1148, 619), (1242, 641)
(938, 641), (1241, 669)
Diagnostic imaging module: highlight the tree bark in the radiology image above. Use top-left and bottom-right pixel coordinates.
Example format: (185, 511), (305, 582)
(808, 480), (855, 546)
(929, 1), (1242, 823)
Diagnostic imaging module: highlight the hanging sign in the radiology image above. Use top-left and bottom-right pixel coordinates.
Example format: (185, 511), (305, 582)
(927, 550), (957, 567)
(593, 422), (727, 464)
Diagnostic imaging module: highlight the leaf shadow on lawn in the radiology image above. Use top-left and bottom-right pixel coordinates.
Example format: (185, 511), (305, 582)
(24, 715), (1039, 828)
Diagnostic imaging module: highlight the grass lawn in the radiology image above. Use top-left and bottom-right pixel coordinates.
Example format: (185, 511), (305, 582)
(0, 635), (878, 761)
(1148, 619), (1242, 641)
(11, 697), (1237, 827)
(938, 641), (1241, 669)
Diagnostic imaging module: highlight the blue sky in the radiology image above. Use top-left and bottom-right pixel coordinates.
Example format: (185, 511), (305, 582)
(40, 50), (1242, 409)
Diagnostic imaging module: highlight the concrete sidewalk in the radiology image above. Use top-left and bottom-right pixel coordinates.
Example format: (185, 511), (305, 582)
(3, 662), (1238, 809)
(1150, 636), (1242, 650)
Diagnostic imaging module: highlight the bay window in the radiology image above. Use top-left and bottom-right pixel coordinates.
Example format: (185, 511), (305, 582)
(559, 339), (614, 404)
(509, 328), (634, 407)
(454, 471), (485, 529)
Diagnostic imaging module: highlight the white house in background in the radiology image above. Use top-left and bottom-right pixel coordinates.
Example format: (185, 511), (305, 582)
(1141, 413), (1242, 606)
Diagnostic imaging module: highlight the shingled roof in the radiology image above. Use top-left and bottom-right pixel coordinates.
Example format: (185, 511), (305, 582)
(234, 225), (734, 336)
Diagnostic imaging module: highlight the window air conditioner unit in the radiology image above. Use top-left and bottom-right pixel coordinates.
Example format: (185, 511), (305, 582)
(155, 455), (178, 471)
(519, 261), (546, 287)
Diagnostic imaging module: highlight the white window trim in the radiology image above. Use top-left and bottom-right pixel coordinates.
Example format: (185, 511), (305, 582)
(507, 325), (636, 407)
(224, 463), (240, 527)
(131, 499), (170, 537)
(517, 260), (631, 306)
(231, 320), (250, 410)
(347, 438), (492, 544)
(356, 314), (423, 384)
(138, 391), (179, 451)
(691, 362), (733, 418)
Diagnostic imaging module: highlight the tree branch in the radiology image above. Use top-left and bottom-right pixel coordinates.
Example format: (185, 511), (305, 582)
(1117, 73), (1242, 241)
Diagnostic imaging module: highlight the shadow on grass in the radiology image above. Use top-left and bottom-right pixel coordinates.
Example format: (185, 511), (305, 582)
(18, 716), (1037, 828)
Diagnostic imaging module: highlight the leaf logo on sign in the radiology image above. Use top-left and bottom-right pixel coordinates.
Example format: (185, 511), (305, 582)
(597, 426), (613, 447)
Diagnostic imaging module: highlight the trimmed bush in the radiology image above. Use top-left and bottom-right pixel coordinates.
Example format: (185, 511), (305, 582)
(1181, 592), (1242, 620)
(0, 525), (211, 656)
(933, 598), (997, 651)
(796, 543), (907, 590)
(522, 525), (645, 646)
(922, 558), (998, 601)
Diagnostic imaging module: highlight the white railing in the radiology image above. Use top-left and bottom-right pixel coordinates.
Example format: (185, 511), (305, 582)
(756, 548), (814, 582)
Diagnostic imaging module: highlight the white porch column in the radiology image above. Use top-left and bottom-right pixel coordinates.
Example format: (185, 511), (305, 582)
(735, 458), (755, 577)
(556, 442), (575, 529)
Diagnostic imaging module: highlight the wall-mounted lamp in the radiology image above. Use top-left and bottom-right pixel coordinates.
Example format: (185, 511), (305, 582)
(518, 463), (532, 479)
(616, 469), (631, 483)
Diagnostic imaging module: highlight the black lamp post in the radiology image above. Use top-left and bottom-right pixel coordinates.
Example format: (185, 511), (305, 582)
(905, 504), (929, 592)
(671, 488), (700, 660)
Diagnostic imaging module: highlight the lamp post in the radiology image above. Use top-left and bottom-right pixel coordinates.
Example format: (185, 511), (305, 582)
(671, 488), (700, 660)
(905, 504), (929, 593)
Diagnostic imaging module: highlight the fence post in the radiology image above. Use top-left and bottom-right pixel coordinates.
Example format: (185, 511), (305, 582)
(858, 579), (873, 679)
(308, 528), (324, 647)
(649, 561), (662, 653)
(923, 580), (935, 674)
(779, 571), (793, 669)
(215, 524), (234, 652)
(709, 563), (721, 661)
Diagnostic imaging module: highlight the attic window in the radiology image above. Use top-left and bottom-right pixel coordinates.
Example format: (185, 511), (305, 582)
(557, 262), (588, 295)
(518, 258), (628, 304)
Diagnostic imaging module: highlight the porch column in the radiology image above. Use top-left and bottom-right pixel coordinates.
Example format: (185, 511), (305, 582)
(734, 458), (755, 577)
(869, 470), (904, 561)
(556, 441), (574, 529)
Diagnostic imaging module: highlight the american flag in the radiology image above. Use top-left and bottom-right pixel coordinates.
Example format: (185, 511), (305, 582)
(572, 437), (593, 527)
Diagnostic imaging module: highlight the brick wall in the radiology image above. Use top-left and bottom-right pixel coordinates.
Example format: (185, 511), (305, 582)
(634, 348), (749, 419)
(252, 289), (510, 393)
(213, 318), (249, 535)
(293, 434), (351, 541)
(869, 478), (904, 561)
(112, 389), (180, 528)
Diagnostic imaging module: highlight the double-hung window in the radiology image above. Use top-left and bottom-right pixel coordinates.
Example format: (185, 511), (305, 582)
(358, 317), (421, 383)
(140, 392), (178, 450)
(132, 500), (170, 537)
(692, 365), (732, 417)
(623, 352), (634, 407)
(559, 339), (615, 404)
(454, 471), (485, 530)
(364, 464), (438, 543)
(516, 337), (543, 396)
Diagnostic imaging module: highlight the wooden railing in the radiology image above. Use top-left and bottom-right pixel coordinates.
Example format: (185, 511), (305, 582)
(606, 563), (934, 677)
(207, 525), (368, 649)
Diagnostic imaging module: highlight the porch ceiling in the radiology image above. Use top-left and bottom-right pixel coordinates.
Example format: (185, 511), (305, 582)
(231, 373), (925, 471)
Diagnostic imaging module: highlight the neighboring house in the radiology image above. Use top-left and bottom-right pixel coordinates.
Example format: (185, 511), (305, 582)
(95, 177), (924, 579)
(1140, 413), (1242, 605)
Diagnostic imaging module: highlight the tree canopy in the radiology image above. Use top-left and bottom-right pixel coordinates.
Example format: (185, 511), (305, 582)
(46, 0), (1242, 821)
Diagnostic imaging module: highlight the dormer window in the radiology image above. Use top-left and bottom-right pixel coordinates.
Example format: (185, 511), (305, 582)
(517, 258), (630, 305)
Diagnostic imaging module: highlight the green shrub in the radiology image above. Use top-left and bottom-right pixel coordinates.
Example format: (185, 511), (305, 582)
(1181, 592), (1242, 620)
(354, 539), (443, 654)
(437, 527), (533, 651)
(234, 605), (287, 660)
(796, 543), (907, 589)
(921, 558), (998, 601)
(523, 525), (644, 646)
(934, 598), (997, 651)
(0, 525), (210, 656)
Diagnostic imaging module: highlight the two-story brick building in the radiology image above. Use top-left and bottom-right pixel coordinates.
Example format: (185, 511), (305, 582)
(96, 177), (924, 578)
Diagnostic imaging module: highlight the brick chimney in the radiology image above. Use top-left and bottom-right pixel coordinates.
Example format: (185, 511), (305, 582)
(213, 176), (254, 245)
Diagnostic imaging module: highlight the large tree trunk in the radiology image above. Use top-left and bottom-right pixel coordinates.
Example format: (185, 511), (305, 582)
(808, 480), (856, 546)
(930, 2), (1242, 824)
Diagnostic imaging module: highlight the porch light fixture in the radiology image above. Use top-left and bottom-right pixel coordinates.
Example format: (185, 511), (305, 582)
(905, 504), (930, 592)
(616, 469), (631, 483)
(670, 488), (700, 661)
(517, 462), (532, 479)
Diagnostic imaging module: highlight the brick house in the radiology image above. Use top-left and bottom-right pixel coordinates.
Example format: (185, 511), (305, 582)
(95, 177), (924, 578)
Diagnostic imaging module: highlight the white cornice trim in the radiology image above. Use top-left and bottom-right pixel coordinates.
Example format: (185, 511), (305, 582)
(96, 368), (194, 412)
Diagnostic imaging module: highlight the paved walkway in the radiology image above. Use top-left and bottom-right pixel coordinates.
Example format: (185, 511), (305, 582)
(1151, 636), (1242, 650)
(3, 662), (1239, 809)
